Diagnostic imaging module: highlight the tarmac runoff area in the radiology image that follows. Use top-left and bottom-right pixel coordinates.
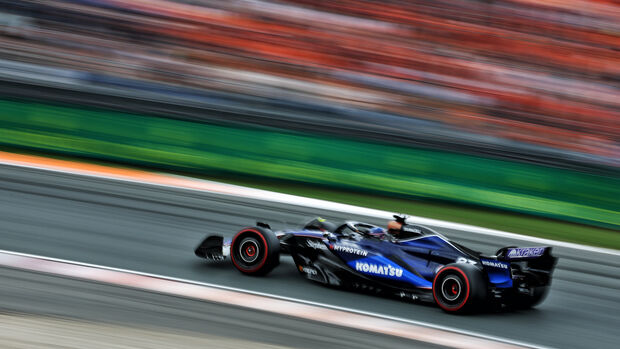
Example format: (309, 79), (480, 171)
(0, 265), (467, 349)
(0, 151), (618, 349)
(0, 251), (526, 349)
(0, 314), (291, 349)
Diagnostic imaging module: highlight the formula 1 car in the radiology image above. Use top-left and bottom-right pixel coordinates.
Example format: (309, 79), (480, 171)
(194, 215), (557, 313)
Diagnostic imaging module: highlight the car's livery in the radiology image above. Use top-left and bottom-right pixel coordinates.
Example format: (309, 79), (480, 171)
(194, 216), (557, 313)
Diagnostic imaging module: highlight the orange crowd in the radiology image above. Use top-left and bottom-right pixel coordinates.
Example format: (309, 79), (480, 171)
(1, 0), (618, 159)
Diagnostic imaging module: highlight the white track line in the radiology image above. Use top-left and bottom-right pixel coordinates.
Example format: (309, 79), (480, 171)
(2, 159), (618, 256)
(0, 249), (547, 349)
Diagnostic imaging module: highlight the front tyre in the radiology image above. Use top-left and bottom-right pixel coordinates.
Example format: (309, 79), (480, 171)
(231, 227), (280, 275)
(433, 263), (487, 314)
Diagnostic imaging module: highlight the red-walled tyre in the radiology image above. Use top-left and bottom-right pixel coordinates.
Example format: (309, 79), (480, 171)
(433, 263), (487, 314)
(230, 227), (280, 276)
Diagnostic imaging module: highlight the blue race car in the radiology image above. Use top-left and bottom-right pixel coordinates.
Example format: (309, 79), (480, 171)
(194, 215), (557, 313)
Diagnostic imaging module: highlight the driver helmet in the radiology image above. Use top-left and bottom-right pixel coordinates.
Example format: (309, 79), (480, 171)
(369, 227), (386, 236)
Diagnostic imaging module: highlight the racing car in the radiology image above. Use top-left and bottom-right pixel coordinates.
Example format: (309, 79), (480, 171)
(194, 215), (557, 313)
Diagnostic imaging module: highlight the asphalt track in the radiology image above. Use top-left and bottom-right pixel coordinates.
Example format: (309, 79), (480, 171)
(0, 267), (433, 349)
(0, 164), (619, 348)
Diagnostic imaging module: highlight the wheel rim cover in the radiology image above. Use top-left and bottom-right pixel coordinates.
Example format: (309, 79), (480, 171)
(441, 275), (463, 302)
(239, 238), (260, 263)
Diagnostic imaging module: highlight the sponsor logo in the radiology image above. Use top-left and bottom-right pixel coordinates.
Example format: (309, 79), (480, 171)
(306, 240), (328, 250)
(402, 227), (421, 234)
(299, 265), (318, 275)
(355, 262), (403, 277)
(481, 259), (509, 269)
(331, 244), (368, 256)
(507, 247), (546, 258)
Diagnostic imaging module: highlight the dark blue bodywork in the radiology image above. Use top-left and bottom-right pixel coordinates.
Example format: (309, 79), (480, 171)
(278, 223), (512, 294)
(207, 219), (556, 306)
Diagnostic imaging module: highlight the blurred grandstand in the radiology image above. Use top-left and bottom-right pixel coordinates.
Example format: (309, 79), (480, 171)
(0, 0), (618, 171)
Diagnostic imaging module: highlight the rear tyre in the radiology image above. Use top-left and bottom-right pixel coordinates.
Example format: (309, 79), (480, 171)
(231, 227), (280, 276)
(433, 263), (487, 314)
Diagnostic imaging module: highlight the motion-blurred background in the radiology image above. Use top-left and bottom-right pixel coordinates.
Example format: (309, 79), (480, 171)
(1, 2), (619, 348)
(0, 0), (618, 243)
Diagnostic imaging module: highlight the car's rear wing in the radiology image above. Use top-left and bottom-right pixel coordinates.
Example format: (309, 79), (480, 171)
(495, 246), (548, 260)
(496, 246), (558, 286)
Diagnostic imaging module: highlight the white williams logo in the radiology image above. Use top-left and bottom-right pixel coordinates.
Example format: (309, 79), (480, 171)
(355, 262), (403, 277)
(306, 240), (328, 250)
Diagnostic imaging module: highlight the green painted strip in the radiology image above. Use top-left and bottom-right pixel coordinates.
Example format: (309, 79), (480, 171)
(0, 99), (618, 228)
